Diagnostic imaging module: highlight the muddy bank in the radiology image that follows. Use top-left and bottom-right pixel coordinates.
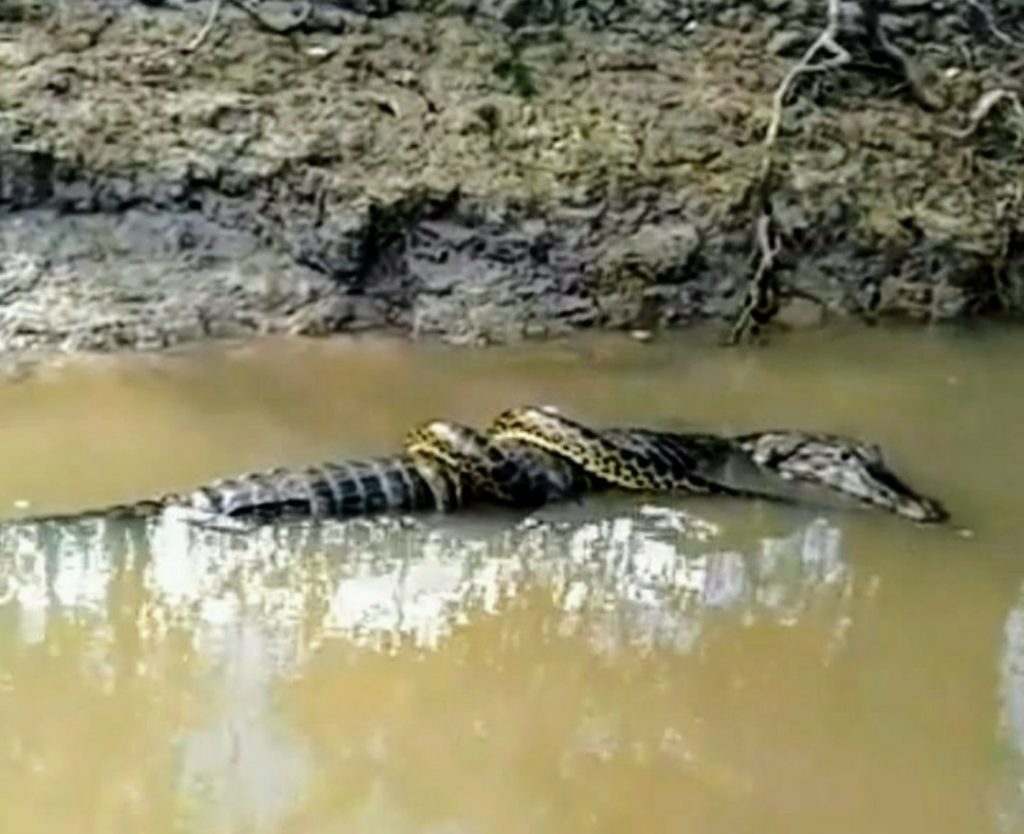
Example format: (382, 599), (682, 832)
(0, 0), (1021, 354)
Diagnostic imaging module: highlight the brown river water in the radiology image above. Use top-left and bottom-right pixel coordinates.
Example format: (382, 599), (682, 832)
(0, 326), (1020, 834)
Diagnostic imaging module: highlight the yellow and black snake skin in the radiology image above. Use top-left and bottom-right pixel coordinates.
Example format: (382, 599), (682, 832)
(14, 407), (948, 525)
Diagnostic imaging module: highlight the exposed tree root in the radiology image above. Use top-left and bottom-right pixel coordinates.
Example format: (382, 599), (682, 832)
(179, 0), (344, 52)
(725, 210), (781, 344)
(965, 0), (1022, 47)
(227, 0), (313, 37)
(181, 0), (221, 53)
(727, 0), (953, 345)
(946, 88), (1024, 141)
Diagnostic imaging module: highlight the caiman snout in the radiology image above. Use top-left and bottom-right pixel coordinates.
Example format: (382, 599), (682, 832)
(741, 431), (949, 524)
(863, 463), (949, 523)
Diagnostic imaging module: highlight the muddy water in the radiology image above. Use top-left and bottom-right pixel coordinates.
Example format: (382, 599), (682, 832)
(0, 326), (1020, 834)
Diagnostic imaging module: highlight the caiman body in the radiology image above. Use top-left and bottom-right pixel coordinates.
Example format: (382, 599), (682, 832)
(23, 423), (595, 525)
(24, 455), (448, 524)
(11, 408), (948, 527)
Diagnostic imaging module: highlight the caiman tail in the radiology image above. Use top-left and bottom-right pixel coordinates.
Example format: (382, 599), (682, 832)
(14, 454), (465, 524)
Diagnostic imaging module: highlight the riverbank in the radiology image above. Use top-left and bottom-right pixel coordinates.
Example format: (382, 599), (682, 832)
(0, 0), (1020, 355)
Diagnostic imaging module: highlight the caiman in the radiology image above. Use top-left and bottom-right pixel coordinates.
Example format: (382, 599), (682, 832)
(17, 421), (593, 524)
(9, 407), (948, 526)
(487, 406), (948, 523)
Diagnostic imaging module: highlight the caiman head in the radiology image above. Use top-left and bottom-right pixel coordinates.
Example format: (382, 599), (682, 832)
(738, 431), (949, 523)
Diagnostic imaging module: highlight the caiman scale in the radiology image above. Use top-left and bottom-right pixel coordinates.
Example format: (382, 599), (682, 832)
(488, 407), (948, 523)
(12, 407), (948, 526)
(22, 420), (594, 524)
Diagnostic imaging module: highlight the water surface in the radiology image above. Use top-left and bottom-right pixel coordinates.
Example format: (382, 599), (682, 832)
(0, 327), (1020, 834)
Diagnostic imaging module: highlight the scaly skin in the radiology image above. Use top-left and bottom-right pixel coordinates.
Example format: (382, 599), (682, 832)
(488, 407), (721, 493)
(11, 410), (948, 526)
(19, 420), (596, 524)
(730, 430), (948, 523)
(487, 406), (948, 523)
(404, 420), (597, 506)
(23, 454), (465, 523)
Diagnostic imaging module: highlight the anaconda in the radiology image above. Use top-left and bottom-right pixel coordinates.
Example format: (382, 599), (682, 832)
(19, 420), (595, 524)
(487, 406), (948, 523)
(10, 408), (948, 526)
(404, 420), (598, 507)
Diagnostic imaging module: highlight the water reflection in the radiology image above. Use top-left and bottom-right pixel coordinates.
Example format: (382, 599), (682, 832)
(0, 518), (194, 833)
(1, 501), (1018, 833)
(997, 585), (1024, 833)
(0, 503), (863, 832)
(0, 504), (859, 659)
(0, 326), (1019, 832)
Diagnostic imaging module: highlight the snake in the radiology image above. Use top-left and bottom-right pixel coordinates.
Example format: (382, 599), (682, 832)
(8, 407), (948, 525)
(486, 406), (948, 523)
(15, 419), (594, 524)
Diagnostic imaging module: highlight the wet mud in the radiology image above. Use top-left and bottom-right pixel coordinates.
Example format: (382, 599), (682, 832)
(0, 0), (1021, 355)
